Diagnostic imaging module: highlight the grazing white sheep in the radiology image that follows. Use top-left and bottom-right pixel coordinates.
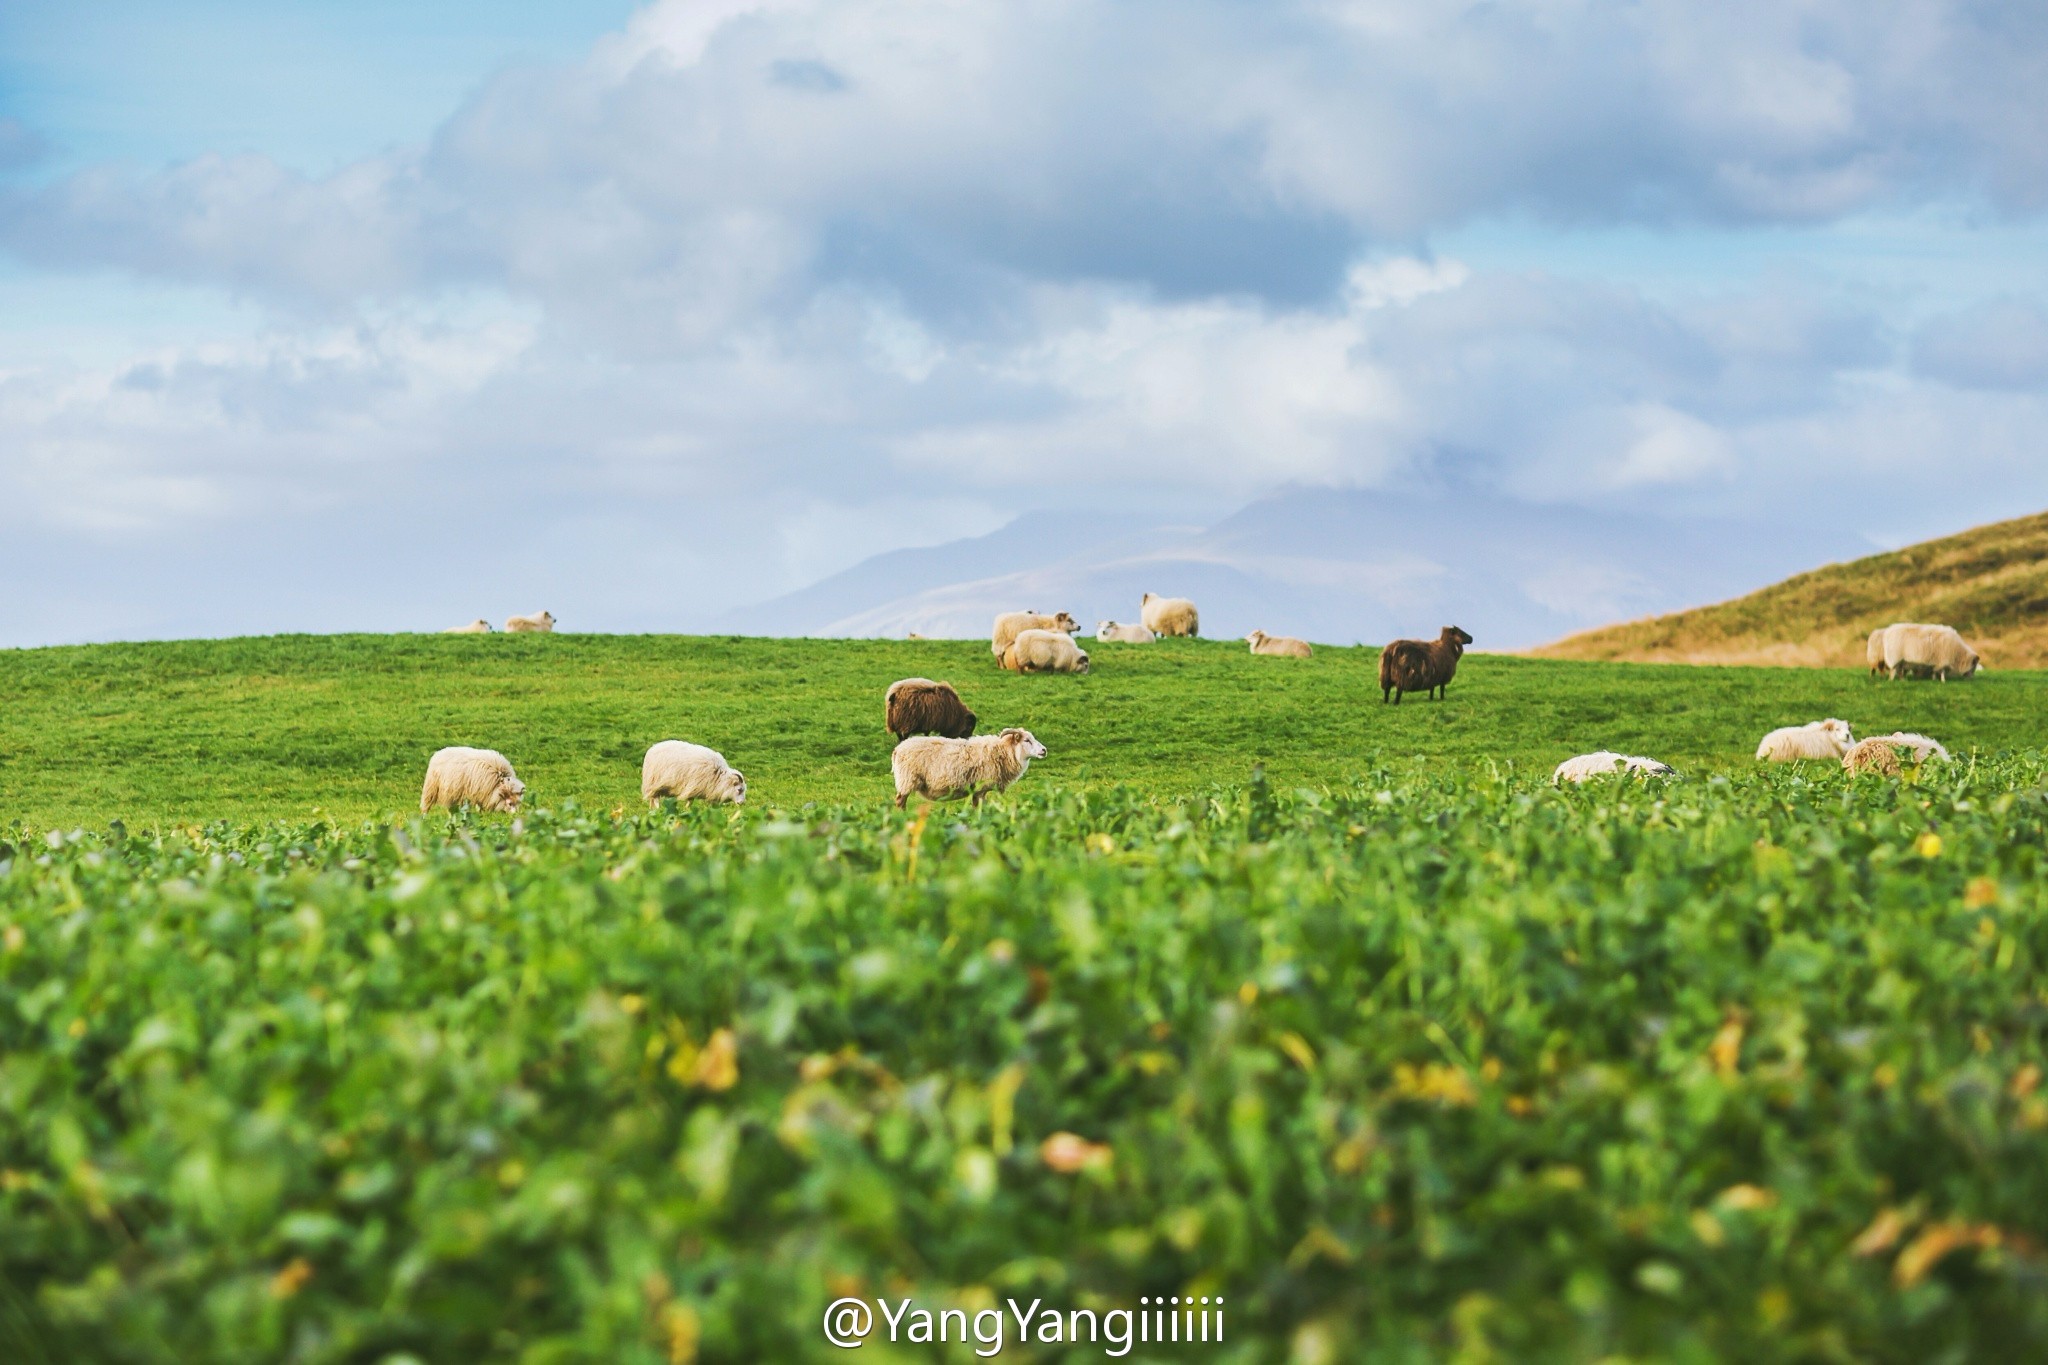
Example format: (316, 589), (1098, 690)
(892, 728), (1046, 808)
(420, 746), (526, 813)
(1246, 629), (1312, 659)
(991, 611), (1079, 661)
(641, 741), (747, 805)
(1095, 620), (1157, 644)
(1140, 593), (1199, 637)
(506, 610), (556, 633)
(1844, 732), (1951, 776)
(1552, 751), (1678, 785)
(1756, 718), (1854, 762)
(444, 619), (494, 634)
(1880, 623), (1979, 680)
(1865, 628), (1886, 677)
(1002, 628), (1090, 674)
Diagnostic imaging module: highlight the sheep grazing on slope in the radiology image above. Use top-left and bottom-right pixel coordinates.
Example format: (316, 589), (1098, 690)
(1552, 751), (1678, 785)
(1756, 718), (1855, 762)
(1379, 625), (1473, 703)
(444, 619), (494, 634)
(1866, 628), (1887, 677)
(642, 740), (747, 805)
(1879, 623), (1980, 681)
(506, 610), (556, 633)
(1095, 620), (1156, 644)
(991, 611), (1080, 662)
(421, 746), (526, 813)
(892, 728), (1046, 808)
(1140, 593), (1200, 637)
(1002, 629), (1090, 674)
(885, 678), (977, 742)
(1843, 732), (1952, 777)
(1246, 630), (1312, 659)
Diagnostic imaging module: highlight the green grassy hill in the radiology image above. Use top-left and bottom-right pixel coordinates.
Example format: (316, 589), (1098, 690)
(1534, 508), (2048, 668)
(3, 632), (2044, 827)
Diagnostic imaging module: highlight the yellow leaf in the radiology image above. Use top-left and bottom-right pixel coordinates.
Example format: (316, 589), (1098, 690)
(269, 1257), (314, 1299)
(1238, 982), (1259, 1006)
(1710, 1018), (1744, 1078)
(1277, 1032), (1317, 1072)
(663, 1303), (702, 1365)
(693, 1029), (739, 1091)
(2010, 1064), (2041, 1099)
(1716, 1183), (1777, 1212)
(1690, 1209), (1726, 1248)
(1851, 1206), (1910, 1257)
(1965, 877), (2000, 909)
(1894, 1221), (1983, 1287)
(1915, 832), (1942, 859)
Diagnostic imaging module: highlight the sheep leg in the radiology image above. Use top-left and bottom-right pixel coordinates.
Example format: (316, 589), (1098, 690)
(894, 791), (908, 810)
(971, 787), (986, 807)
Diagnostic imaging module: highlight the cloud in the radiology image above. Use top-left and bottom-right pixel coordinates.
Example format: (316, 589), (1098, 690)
(1910, 296), (2048, 390)
(6, 0), (2048, 325)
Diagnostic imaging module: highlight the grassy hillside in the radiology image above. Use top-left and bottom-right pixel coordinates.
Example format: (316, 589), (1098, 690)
(2, 633), (2046, 827)
(1534, 508), (2048, 668)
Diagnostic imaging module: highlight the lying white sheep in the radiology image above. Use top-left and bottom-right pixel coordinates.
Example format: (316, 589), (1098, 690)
(991, 611), (1079, 661)
(1003, 629), (1090, 673)
(1095, 620), (1156, 643)
(892, 728), (1046, 808)
(1843, 732), (1951, 776)
(420, 746), (526, 813)
(642, 740), (747, 805)
(1552, 751), (1678, 785)
(443, 619), (494, 634)
(1756, 718), (1854, 762)
(1246, 629), (1312, 659)
(506, 610), (556, 633)
(1880, 623), (1979, 680)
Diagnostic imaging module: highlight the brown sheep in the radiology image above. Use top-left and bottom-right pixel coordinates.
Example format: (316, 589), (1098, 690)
(1379, 625), (1473, 703)
(885, 678), (978, 742)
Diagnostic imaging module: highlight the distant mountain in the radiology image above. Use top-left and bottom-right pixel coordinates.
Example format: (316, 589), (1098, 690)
(1535, 508), (2048, 667)
(724, 487), (1868, 650)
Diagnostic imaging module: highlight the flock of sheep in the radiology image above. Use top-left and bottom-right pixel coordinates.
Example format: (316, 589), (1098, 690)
(1553, 620), (1982, 786)
(416, 602), (1985, 815)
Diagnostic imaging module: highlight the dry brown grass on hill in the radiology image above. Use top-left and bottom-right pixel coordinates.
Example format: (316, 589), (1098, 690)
(1533, 508), (2048, 668)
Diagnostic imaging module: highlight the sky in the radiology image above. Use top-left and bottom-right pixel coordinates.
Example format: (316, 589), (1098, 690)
(3, 0), (2048, 645)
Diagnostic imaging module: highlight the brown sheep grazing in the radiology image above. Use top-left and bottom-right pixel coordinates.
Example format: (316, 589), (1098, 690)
(885, 677), (978, 742)
(1379, 625), (1473, 704)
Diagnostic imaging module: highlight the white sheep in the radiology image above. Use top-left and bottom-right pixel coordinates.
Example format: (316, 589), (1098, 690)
(1756, 718), (1854, 762)
(443, 619), (494, 634)
(1002, 628), (1090, 674)
(1095, 620), (1157, 644)
(420, 746), (526, 813)
(991, 611), (1079, 662)
(1246, 629), (1312, 659)
(1865, 628), (1886, 677)
(1844, 732), (1951, 776)
(642, 741), (747, 805)
(892, 728), (1046, 808)
(506, 610), (557, 633)
(1880, 623), (1979, 680)
(1140, 592), (1199, 637)
(1552, 751), (1678, 785)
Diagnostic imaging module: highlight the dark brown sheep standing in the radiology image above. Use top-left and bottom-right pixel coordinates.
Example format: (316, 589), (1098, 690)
(885, 678), (978, 742)
(1378, 625), (1473, 703)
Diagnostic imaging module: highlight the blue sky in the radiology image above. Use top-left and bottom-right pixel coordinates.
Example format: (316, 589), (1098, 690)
(3, 0), (2047, 645)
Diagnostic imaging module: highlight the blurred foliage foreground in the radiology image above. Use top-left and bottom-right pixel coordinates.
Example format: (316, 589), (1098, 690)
(6, 763), (2048, 1363)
